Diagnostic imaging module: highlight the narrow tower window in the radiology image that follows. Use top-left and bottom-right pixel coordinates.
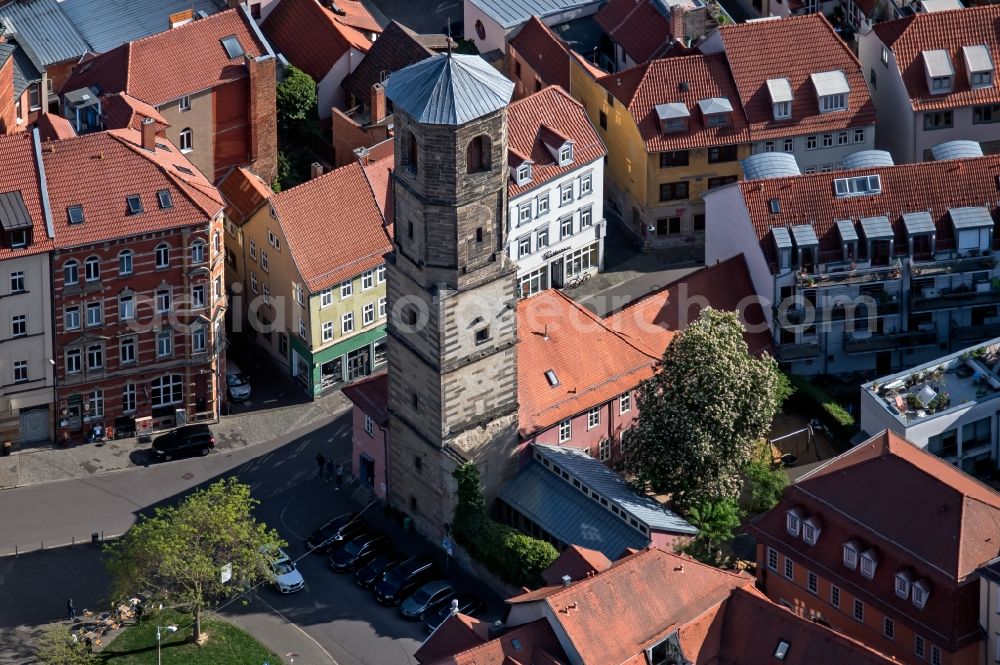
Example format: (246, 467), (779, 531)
(467, 135), (491, 173)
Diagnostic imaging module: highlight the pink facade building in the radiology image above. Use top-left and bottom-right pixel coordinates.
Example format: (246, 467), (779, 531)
(343, 372), (389, 499)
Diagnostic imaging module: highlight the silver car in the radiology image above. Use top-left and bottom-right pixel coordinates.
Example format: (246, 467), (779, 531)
(263, 547), (305, 594)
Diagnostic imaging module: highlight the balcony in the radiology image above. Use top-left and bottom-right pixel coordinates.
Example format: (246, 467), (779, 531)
(795, 259), (902, 288)
(911, 284), (1000, 312)
(775, 339), (821, 362)
(776, 298), (900, 325)
(910, 251), (997, 277)
(951, 322), (1000, 347)
(843, 330), (937, 354)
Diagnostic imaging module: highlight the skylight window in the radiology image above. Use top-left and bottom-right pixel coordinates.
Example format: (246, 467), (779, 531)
(769, 198), (781, 214)
(175, 164), (194, 175)
(774, 640), (790, 660)
(221, 35), (245, 59)
(126, 195), (143, 215)
(510, 638), (522, 652)
(545, 370), (559, 387)
(833, 175), (881, 197)
(157, 190), (173, 209)
(67, 205), (85, 224)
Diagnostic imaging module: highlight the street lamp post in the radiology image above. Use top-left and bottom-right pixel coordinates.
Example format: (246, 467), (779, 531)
(156, 625), (177, 665)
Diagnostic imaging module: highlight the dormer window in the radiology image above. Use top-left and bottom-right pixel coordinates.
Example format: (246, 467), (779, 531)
(912, 579), (930, 609)
(859, 549), (878, 579)
(811, 71), (850, 113)
(894, 570), (912, 598)
(655, 103), (690, 134)
(923, 50), (954, 95)
(514, 163), (532, 186)
(843, 540), (859, 569)
(773, 102), (790, 120)
(834, 174), (881, 197)
(786, 507), (803, 536)
(558, 144), (573, 165)
(963, 45), (994, 89)
(8, 229), (27, 248)
(0, 191), (32, 248)
(802, 517), (821, 545)
(767, 78), (792, 120)
(698, 98), (734, 128)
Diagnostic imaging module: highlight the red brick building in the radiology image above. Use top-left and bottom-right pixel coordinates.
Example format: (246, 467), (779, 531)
(750, 430), (1000, 665)
(43, 126), (227, 441)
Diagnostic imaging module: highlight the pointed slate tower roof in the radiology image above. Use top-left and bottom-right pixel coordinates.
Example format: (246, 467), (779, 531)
(384, 52), (514, 125)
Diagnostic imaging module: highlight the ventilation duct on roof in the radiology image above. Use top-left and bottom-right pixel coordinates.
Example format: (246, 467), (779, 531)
(841, 150), (894, 170)
(741, 152), (801, 181)
(930, 140), (983, 161)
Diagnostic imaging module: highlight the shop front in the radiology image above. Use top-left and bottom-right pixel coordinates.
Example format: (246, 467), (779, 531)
(290, 327), (388, 397)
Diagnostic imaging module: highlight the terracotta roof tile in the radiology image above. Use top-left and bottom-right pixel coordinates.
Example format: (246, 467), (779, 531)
(599, 53), (750, 151)
(263, 0), (375, 85)
(35, 113), (77, 141)
(100, 93), (170, 132)
(0, 131), (53, 260)
(873, 6), (1000, 111)
(270, 161), (390, 293)
(593, 0), (675, 65)
(717, 14), (876, 140)
(414, 613), (490, 664)
(422, 618), (566, 665)
(541, 545), (613, 585)
(749, 430), (1000, 650)
(733, 152), (1000, 269)
(63, 9), (268, 106)
(217, 165), (272, 226)
(507, 16), (573, 92)
(507, 86), (606, 198)
(342, 371), (389, 425)
(332, 0), (382, 33)
(360, 138), (394, 223)
(342, 21), (434, 106)
(43, 129), (223, 249)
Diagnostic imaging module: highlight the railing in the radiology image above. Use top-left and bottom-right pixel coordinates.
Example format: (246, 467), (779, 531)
(843, 330), (937, 354)
(951, 322), (1000, 346)
(775, 339), (821, 362)
(776, 299), (900, 324)
(912, 287), (1000, 312)
(910, 251), (997, 277)
(795, 260), (903, 288)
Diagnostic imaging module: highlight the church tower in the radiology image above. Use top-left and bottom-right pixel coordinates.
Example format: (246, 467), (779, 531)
(383, 54), (519, 539)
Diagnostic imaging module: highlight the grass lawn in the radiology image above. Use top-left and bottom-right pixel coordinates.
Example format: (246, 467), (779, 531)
(99, 609), (281, 665)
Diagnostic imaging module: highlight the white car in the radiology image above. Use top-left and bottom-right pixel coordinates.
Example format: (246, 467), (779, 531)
(264, 548), (304, 594)
(226, 361), (251, 402)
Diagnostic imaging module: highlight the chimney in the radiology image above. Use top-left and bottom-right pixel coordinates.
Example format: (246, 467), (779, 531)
(310, 162), (324, 179)
(371, 83), (387, 124)
(561, 574), (572, 586)
(246, 54), (278, 184)
(355, 146), (371, 166)
(449, 599), (459, 616)
(670, 5), (686, 42)
(141, 117), (156, 151)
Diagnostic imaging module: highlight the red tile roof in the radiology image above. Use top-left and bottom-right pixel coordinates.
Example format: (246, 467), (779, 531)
(507, 16), (573, 93)
(593, 0), (674, 65)
(873, 6), (1000, 111)
(62, 9), (269, 107)
(43, 129), (224, 249)
(0, 131), (53, 260)
(342, 371), (389, 425)
(733, 152), (1000, 269)
(414, 613), (490, 664)
(332, 0), (382, 33)
(717, 14), (876, 140)
(263, 0), (375, 85)
(100, 93), (170, 132)
(270, 161), (390, 293)
(422, 618), (567, 665)
(750, 430), (1000, 651)
(605, 255), (772, 356)
(216, 165), (272, 226)
(599, 53), (750, 151)
(516, 290), (663, 438)
(506, 86), (606, 198)
(35, 113), (77, 141)
(360, 138), (394, 223)
(541, 545), (613, 586)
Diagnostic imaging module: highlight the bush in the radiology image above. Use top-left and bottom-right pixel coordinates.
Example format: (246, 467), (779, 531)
(743, 457), (788, 514)
(788, 375), (856, 440)
(681, 499), (742, 567)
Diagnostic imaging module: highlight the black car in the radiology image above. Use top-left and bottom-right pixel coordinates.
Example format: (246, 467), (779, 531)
(354, 553), (405, 590)
(304, 513), (366, 554)
(374, 554), (438, 605)
(152, 424), (215, 461)
(329, 532), (391, 572)
(424, 592), (486, 633)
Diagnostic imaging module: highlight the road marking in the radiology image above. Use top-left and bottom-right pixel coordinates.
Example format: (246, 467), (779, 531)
(279, 496), (304, 540)
(255, 594), (339, 665)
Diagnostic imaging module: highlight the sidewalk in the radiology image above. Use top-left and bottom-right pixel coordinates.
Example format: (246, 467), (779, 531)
(222, 603), (342, 665)
(0, 390), (350, 490)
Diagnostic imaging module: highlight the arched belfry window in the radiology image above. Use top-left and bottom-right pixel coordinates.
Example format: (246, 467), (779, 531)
(403, 131), (418, 173)
(467, 135), (491, 174)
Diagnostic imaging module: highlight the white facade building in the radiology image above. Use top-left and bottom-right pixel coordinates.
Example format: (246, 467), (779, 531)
(505, 86), (607, 296)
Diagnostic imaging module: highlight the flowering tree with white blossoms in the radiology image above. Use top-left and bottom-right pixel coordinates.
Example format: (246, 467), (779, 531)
(625, 308), (783, 511)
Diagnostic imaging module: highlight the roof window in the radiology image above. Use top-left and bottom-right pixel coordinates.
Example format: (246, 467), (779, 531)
(157, 190), (173, 209)
(963, 45), (994, 89)
(895, 570), (913, 598)
(221, 35), (245, 59)
(558, 144), (574, 165)
(802, 516), (821, 545)
(922, 50), (954, 94)
(545, 370), (559, 387)
(843, 540), (859, 569)
(126, 195), (143, 215)
(767, 78), (792, 120)
(769, 198), (781, 214)
(912, 579), (930, 609)
(811, 71), (850, 112)
(515, 162), (532, 186)
(175, 164), (194, 175)
(834, 174), (881, 197)
(774, 640), (790, 660)
(786, 506), (803, 536)
(67, 205), (85, 224)
(859, 548), (879, 579)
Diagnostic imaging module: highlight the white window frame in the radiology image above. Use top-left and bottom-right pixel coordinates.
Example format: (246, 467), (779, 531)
(249, 239), (257, 260)
(191, 240), (205, 264)
(261, 250), (269, 272)
(377, 297), (386, 319)
(364, 414), (374, 436)
(64, 260), (79, 285)
(820, 93), (846, 112)
(191, 285), (205, 309)
(87, 344), (103, 370)
(363, 302), (375, 326)
(518, 204), (531, 226)
(118, 250), (133, 275)
(580, 173), (593, 196)
(784, 558), (794, 580)
(86, 302), (102, 327)
(560, 183), (573, 206)
(376, 264), (386, 283)
(830, 584), (840, 608)
(843, 541), (858, 569)
(120, 336), (136, 364)
(558, 419), (571, 442)
(179, 128), (193, 152)
(66, 348), (81, 374)
(123, 384), (137, 413)
(341, 280), (352, 299)
(859, 550), (878, 579)
(179, 95), (191, 111)
(13, 359), (27, 383)
(598, 438), (611, 462)
(786, 509), (801, 536)
(155, 243), (169, 269)
(537, 193), (550, 216)
(85, 256), (100, 282)
(362, 269), (374, 290)
(320, 288), (333, 308)
(119, 294), (135, 320)
(10, 270), (24, 293)
(11, 313), (26, 337)
(807, 570), (818, 594)
(619, 392), (631, 414)
(518, 235), (531, 258)
(767, 546), (778, 571)
(342, 312), (354, 334)
(322, 321), (334, 341)
(89, 389), (104, 417)
(156, 289), (171, 313)
(773, 101), (791, 120)
(156, 330), (173, 357)
(192, 326), (206, 353)
(65, 306), (80, 331)
(587, 407), (600, 429)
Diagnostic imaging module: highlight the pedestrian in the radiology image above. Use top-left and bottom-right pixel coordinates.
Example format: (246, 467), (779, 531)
(315, 452), (326, 479)
(135, 602), (144, 626)
(335, 463), (344, 490)
(67, 598), (75, 621)
(325, 457), (335, 483)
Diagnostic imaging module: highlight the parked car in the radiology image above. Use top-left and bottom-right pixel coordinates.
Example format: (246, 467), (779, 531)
(354, 553), (405, 590)
(329, 532), (391, 572)
(262, 547), (305, 594)
(152, 424), (215, 461)
(375, 554), (438, 605)
(401, 580), (455, 620)
(425, 592), (486, 632)
(304, 513), (365, 554)
(226, 361), (252, 402)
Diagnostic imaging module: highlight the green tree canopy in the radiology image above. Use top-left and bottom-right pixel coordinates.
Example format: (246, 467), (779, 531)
(276, 65), (318, 131)
(681, 499), (742, 567)
(35, 624), (99, 665)
(625, 308), (784, 510)
(104, 478), (284, 642)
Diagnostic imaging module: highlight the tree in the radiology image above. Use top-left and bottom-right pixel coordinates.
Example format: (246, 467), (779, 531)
(625, 308), (784, 510)
(105, 478), (284, 643)
(743, 442), (789, 514)
(275, 65), (317, 131)
(681, 499), (742, 567)
(35, 624), (99, 665)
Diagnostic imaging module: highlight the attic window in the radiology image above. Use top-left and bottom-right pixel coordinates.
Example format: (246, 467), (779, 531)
(964, 45), (995, 89)
(515, 163), (532, 185)
(786, 507), (803, 536)
(157, 190), (173, 209)
(558, 144), (573, 165)
(221, 35), (245, 59)
(912, 579), (929, 609)
(923, 50), (954, 94)
(894, 570), (912, 598)
(859, 549), (879, 579)
(802, 517), (821, 545)
(834, 175), (881, 197)
(68, 205), (85, 224)
(773, 102), (790, 120)
(126, 195), (143, 215)
(774, 640), (790, 660)
(510, 638), (522, 652)
(706, 112), (730, 127)
(175, 164), (194, 175)
(811, 71), (850, 112)
(843, 540), (859, 569)
(545, 370), (559, 386)
(769, 199), (780, 214)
